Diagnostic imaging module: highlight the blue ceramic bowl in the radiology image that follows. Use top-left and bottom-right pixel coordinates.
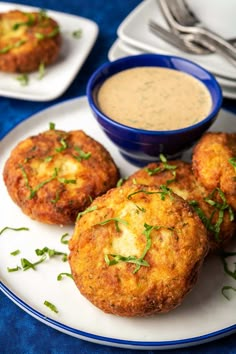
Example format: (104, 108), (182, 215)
(86, 54), (222, 166)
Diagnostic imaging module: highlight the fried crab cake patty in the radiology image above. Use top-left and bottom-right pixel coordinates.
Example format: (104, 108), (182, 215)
(69, 184), (208, 317)
(0, 10), (61, 73)
(192, 132), (236, 211)
(3, 129), (119, 225)
(125, 160), (235, 252)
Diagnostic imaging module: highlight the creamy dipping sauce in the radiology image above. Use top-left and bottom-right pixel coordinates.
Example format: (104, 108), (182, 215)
(97, 67), (212, 131)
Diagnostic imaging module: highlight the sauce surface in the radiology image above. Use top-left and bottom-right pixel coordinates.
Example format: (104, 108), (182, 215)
(97, 67), (212, 131)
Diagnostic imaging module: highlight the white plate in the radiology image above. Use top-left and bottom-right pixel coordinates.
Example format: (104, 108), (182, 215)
(108, 38), (236, 100)
(0, 2), (98, 101)
(117, 0), (236, 80)
(1, 97), (236, 350)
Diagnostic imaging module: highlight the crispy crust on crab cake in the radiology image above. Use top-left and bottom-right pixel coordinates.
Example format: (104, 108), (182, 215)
(125, 160), (236, 253)
(3, 129), (119, 225)
(0, 10), (61, 73)
(69, 184), (208, 317)
(192, 132), (236, 211)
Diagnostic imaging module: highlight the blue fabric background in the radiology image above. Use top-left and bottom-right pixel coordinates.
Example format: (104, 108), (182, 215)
(0, 1), (236, 353)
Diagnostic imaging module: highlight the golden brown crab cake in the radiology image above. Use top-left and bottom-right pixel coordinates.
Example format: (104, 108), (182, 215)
(69, 183), (208, 317)
(3, 128), (119, 225)
(125, 160), (236, 253)
(192, 132), (236, 211)
(0, 10), (61, 73)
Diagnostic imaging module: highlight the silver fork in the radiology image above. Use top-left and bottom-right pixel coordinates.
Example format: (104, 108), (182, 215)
(149, 20), (214, 54)
(158, 0), (215, 54)
(162, 0), (236, 63)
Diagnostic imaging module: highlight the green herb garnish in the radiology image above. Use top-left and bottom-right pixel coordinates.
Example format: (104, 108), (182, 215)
(12, 13), (34, 30)
(116, 177), (127, 187)
(221, 286), (236, 300)
(21, 254), (47, 271)
(44, 300), (59, 313)
(49, 122), (55, 130)
(7, 266), (21, 272)
(60, 233), (70, 245)
(0, 39), (26, 54)
(44, 156), (53, 162)
(189, 188), (234, 241)
(38, 9), (48, 21)
(38, 62), (45, 79)
(57, 272), (73, 281)
(73, 146), (91, 161)
(76, 205), (97, 221)
(145, 154), (177, 185)
(55, 137), (68, 152)
(0, 226), (29, 236)
(35, 247), (67, 262)
(51, 190), (61, 204)
(72, 29), (82, 38)
(104, 223), (160, 273)
(16, 73), (29, 86)
(10, 250), (20, 256)
(29, 168), (58, 199)
(229, 157), (236, 171)
(47, 27), (60, 38)
(127, 185), (172, 202)
(96, 217), (128, 232)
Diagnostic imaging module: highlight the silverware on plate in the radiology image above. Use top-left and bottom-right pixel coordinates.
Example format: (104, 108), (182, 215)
(159, 0), (236, 65)
(149, 20), (214, 55)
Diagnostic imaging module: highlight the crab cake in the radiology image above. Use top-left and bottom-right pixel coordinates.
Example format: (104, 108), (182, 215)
(3, 128), (119, 225)
(0, 10), (61, 73)
(69, 183), (208, 317)
(192, 132), (236, 211)
(125, 159), (235, 253)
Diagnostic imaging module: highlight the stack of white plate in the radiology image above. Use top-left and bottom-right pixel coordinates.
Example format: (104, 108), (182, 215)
(108, 0), (236, 99)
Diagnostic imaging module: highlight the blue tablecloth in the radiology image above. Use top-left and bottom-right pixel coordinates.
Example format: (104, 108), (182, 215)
(0, 1), (236, 353)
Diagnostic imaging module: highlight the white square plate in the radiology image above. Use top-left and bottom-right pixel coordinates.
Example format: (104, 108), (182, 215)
(117, 0), (236, 80)
(0, 2), (98, 101)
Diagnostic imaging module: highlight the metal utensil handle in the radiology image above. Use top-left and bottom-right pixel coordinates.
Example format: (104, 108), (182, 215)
(149, 20), (209, 54)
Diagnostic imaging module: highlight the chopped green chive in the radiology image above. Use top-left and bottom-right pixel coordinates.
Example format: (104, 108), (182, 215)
(38, 9), (48, 21)
(47, 27), (60, 38)
(76, 205), (97, 221)
(0, 39), (26, 54)
(57, 177), (76, 184)
(60, 233), (70, 245)
(73, 146), (91, 161)
(221, 286), (236, 300)
(35, 247), (67, 261)
(229, 157), (236, 171)
(116, 177), (127, 187)
(55, 137), (67, 152)
(12, 13), (34, 30)
(145, 154), (177, 185)
(0, 226), (29, 236)
(57, 272), (73, 281)
(127, 185), (172, 201)
(49, 122), (55, 130)
(35, 32), (45, 40)
(105, 223), (161, 273)
(28, 168), (58, 199)
(21, 254), (47, 271)
(44, 300), (58, 313)
(72, 29), (82, 38)
(96, 217), (128, 232)
(44, 156), (53, 162)
(38, 62), (45, 79)
(7, 266), (21, 272)
(17, 73), (29, 86)
(51, 190), (61, 204)
(10, 250), (20, 256)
